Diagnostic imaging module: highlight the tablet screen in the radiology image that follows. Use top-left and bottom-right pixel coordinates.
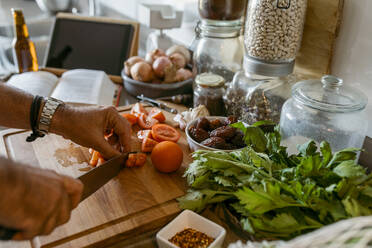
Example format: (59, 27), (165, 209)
(46, 18), (134, 76)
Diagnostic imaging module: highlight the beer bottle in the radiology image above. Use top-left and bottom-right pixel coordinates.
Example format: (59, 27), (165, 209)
(11, 9), (38, 73)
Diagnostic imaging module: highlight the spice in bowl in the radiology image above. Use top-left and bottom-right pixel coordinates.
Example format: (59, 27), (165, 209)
(169, 228), (215, 248)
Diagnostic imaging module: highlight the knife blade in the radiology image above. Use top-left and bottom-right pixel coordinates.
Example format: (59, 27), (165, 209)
(137, 94), (178, 114)
(0, 153), (129, 241)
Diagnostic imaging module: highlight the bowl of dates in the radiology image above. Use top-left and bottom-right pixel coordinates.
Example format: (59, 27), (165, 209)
(186, 116), (246, 152)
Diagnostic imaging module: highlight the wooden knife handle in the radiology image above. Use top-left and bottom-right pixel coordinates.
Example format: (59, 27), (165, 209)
(0, 226), (17, 240)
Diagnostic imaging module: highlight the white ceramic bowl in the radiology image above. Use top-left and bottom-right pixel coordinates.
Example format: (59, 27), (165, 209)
(156, 210), (226, 248)
(186, 116), (242, 152)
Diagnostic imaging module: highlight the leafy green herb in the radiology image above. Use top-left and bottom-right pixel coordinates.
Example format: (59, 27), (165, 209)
(178, 122), (372, 240)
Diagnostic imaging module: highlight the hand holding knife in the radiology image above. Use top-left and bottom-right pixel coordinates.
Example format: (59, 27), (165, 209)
(0, 153), (129, 241)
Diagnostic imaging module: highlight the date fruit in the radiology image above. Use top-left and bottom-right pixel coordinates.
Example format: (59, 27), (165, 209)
(190, 127), (210, 143)
(196, 117), (210, 131)
(210, 126), (236, 140)
(201, 137), (227, 149)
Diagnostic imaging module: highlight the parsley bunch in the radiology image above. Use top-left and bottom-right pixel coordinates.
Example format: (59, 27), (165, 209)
(178, 122), (372, 240)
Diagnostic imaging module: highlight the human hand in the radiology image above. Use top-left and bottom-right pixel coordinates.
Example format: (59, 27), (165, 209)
(0, 158), (83, 240)
(50, 105), (131, 159)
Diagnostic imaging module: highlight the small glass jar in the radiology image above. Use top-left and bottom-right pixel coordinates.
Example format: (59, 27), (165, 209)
(244, 0), (307, 75)
(280, 75), (368, 154)
(193, 20), (244, 84)
(194, 73), (226, 116)
(224, 64), (296, 124)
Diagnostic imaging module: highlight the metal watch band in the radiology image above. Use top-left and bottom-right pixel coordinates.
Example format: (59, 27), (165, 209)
(38, 97), (64, 135)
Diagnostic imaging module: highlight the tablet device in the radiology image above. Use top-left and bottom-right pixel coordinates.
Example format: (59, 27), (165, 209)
(45, 14), (137, 76)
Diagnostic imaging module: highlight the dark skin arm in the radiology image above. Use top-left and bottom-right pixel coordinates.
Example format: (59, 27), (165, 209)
(0, 83), (131, 240)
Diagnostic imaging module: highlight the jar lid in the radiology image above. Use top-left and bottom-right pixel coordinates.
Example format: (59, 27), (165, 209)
(195, 73), (225, 87)
(292, 75), (368, 113)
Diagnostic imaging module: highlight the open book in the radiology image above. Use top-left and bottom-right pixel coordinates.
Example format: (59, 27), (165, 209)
(7, 69), (117, 106)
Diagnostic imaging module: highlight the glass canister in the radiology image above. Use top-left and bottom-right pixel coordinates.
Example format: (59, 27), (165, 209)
(198, 0), (248, 21)
(224, 58), (296, 124)
(193, 20), (244, 84)
(244, 0), (308, 75)
(194, 73), (226, 116)
(280, 75), (368, 154)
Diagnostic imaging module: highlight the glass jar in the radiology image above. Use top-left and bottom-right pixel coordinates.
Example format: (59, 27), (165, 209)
(198, 0), (248, 21)
(193, 20), (244, 84)
(224, 61), (296, 124)
(244, 0), (307, 75)
(280, 75), (368, 154)
(194, 73), (226, 116)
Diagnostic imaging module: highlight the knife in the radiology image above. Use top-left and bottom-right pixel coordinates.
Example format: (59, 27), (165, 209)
(0, 153), (129, 241)
(137, 94), (178, 114)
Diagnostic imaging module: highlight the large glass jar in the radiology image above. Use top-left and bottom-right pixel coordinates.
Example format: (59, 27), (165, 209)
(224, 63), (296, 124)
(244, 0), (307, 75)
(193, 20), (244, 84)
(198, 0), (248, 21)
(280, 75), (368, 154)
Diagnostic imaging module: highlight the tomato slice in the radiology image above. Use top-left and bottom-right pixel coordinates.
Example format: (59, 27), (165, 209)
(138, 113), (159, 129)
(137, 130), (152, 140)
(149, 108), (166, 122)
(121, 113), (138, 125)
(131, 103), (148, 117)
(151, 124), (181, 143)
(141, 137), (159, 153)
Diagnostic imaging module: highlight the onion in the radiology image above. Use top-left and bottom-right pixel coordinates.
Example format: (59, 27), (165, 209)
(130, 62), (153, 82)
(124, 56), (145, 77)
(145, 49), (166, 64)
(170, 53), (187, 69)
(166, 45), (191, 64)
(152, 56), (172, 78)
(175, 68), (193, 82)
(164, 64), (178, 83)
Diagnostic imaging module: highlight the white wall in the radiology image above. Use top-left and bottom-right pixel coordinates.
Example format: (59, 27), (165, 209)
(332, 0), (372, 137)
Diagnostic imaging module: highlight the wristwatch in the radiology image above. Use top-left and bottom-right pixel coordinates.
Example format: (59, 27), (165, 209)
(38, 97), (64, 135)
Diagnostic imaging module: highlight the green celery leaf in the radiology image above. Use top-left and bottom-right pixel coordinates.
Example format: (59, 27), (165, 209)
(333, 161), (366, 178)
(342, 197), (372, 217)
(244, 126), (267, 153)
(297, 140), (318, 157)
(320, 141), (332, 166)
(214, 175), (235, 187)
(327, 148), (360, 168)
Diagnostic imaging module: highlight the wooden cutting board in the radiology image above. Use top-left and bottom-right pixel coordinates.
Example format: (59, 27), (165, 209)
(0, 105), (190, 248)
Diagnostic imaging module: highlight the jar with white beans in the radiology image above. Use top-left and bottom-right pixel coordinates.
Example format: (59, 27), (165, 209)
(244, 0), (307, 75)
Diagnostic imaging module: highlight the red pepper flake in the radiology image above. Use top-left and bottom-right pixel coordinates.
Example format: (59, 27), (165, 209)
(169, 228), (215, 248)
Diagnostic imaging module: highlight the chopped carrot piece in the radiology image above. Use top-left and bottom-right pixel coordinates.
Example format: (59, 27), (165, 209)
(126, 154), (137, 168)
(89, 151), (99, 167)
(135, 153), (147, 167)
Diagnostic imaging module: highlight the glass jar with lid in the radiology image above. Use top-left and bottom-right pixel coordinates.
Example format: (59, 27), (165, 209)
(244, 0), (307, 73)
(224, 57), (297, 124)
(280, 75), (368, 154)
(194, 73), (226, 116)
(198, 0), (248, 21)
(193, 20), (244, 84)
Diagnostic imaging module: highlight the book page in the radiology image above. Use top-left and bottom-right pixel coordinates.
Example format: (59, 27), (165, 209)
(51, 69), (116, 106)
(7, 71), (59, 97)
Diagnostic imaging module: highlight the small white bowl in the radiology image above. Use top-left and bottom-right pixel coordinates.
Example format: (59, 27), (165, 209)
(156, 210), (226, 248)
(186, 116), (242, 152)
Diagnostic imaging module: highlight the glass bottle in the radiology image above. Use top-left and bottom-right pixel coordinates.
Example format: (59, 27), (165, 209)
(11, 9), (38, 73)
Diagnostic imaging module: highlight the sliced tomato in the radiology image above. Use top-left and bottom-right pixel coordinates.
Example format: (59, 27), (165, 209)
(137, 130), (152, 141)
(126, 154), (137, 168)
(131, 103), (148, 117)
(151, 124), (181, 143)
(134, 153), (147, 167)
(122, 113), (138, 125)
(149, 108), (166, 122)
(141, 137), (159, 153)
(138, 113), (159, 129)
